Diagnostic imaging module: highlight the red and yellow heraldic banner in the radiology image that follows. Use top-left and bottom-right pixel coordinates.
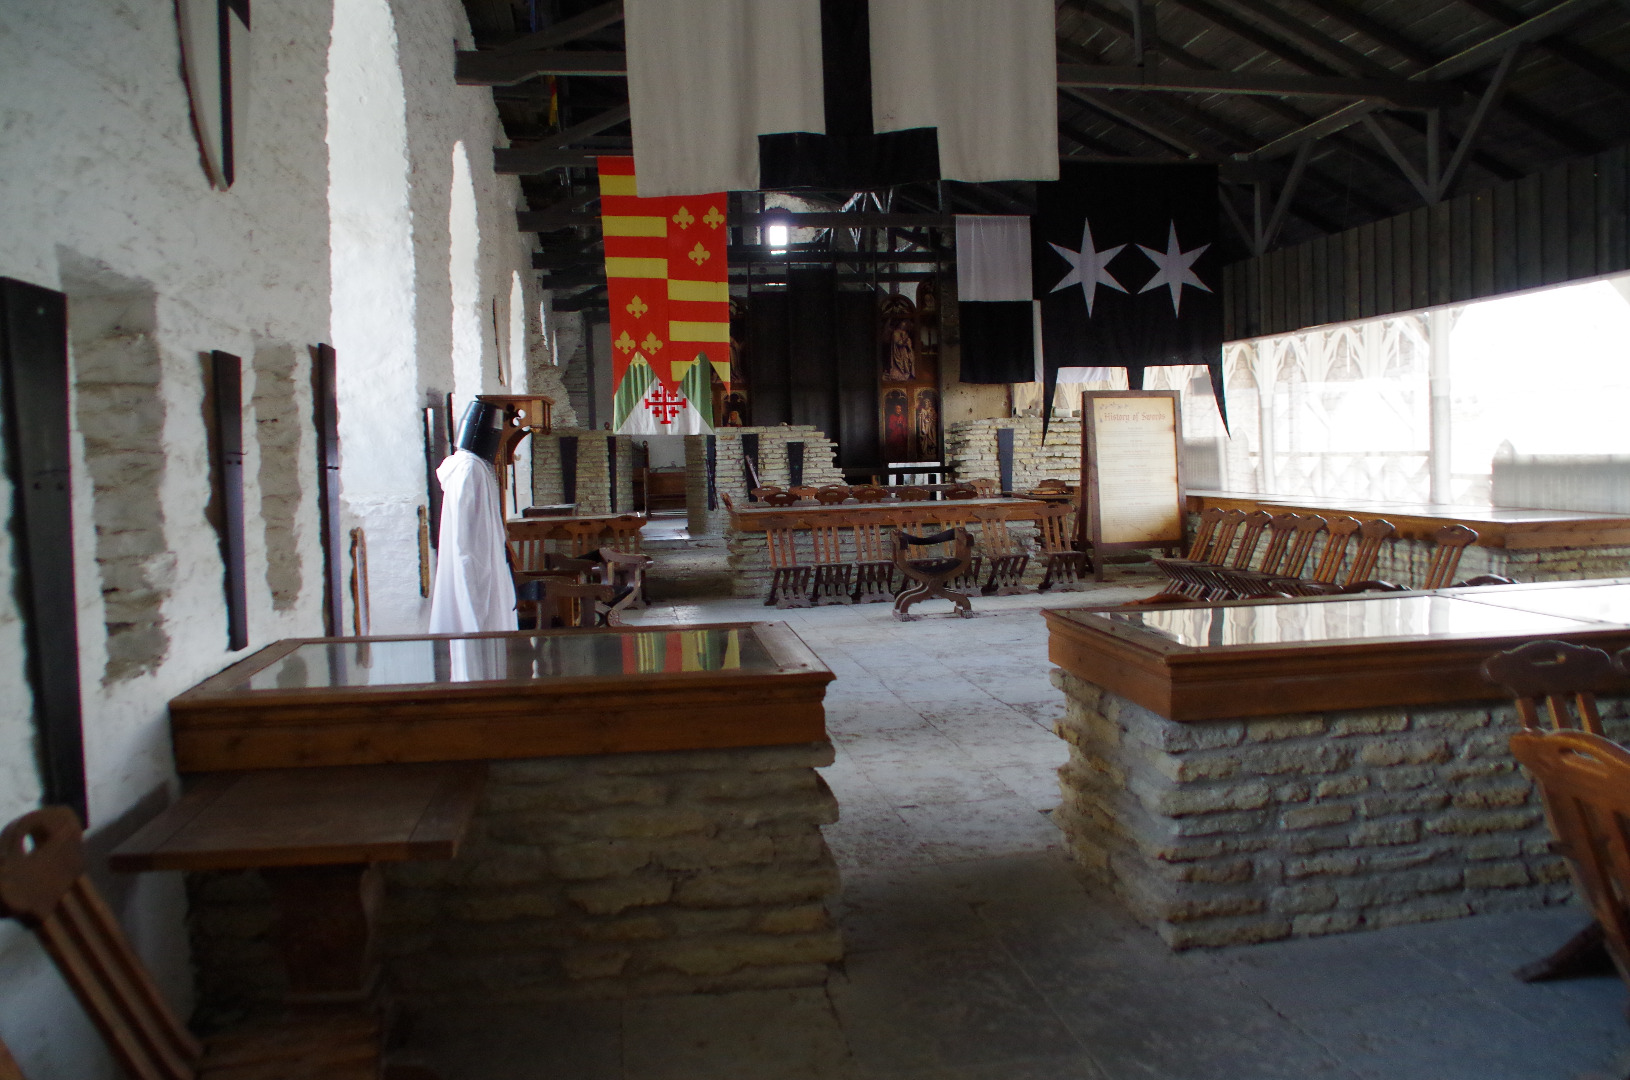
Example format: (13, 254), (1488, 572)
(600, 156), (729, 433)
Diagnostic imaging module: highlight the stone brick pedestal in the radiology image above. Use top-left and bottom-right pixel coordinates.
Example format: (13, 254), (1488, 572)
(1048, 668), (1622, 949)
(188, 742), (843, 1010)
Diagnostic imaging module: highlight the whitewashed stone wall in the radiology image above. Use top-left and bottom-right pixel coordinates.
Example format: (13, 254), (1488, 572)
(0, 1), (543, 1074)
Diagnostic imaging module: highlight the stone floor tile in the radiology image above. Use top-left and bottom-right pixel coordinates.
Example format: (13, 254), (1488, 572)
(893, 796), (1064, 864)
(829, 943), (1085, 1075)
(1047, 972), (1355, 1080)
(857, 756), (1014, 807)
(1290, 987), (1621, 1080)
(621, 987), (857, 1080)
(402, 1001), (623, 1080)
(987, 764), (1064, 812)
(835, 864), (992, 954)
(854, 1052), (1109, 1079)
(1221, 922), (1489, 1022)
(823, 796), (938, 871)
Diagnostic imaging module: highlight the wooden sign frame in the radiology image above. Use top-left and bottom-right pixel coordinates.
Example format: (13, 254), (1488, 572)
(1079, 390), (1186, 580)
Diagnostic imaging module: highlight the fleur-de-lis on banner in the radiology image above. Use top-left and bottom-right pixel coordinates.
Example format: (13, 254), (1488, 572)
(688, 242), (711, 266)
(641, 331), (664, 353)
(702, 205), (725, 229)
(614, 330), (636, 354)
(672, 206), (695, 229)
(626, 294), (648, 318)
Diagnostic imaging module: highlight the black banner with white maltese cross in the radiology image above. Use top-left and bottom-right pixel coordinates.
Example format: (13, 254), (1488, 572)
(1032, 162), (1226, 431)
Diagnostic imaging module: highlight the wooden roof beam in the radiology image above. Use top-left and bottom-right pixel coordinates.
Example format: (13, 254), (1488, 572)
(1057, 63), (1458, 106)
(1215, 0), (1603, 158)
(1454, 0), (1630, 100)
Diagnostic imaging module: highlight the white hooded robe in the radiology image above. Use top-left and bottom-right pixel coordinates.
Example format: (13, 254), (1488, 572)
(428, 450), (517, 635)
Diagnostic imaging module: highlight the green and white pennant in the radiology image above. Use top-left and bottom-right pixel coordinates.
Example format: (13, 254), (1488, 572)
(614, 354), (715, 435)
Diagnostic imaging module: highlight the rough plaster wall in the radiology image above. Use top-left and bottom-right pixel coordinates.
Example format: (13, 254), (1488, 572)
(0, 0), (538, 1073)
(0, 0), (334, 1074)
(328, 0), (423, 637)
(388, 0), (536, 627)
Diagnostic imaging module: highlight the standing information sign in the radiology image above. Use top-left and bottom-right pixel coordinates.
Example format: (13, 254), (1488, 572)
(1079, 391), (1186, 579)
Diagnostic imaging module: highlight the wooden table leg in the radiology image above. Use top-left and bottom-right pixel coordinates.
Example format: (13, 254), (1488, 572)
(262, 862), (383, 1004)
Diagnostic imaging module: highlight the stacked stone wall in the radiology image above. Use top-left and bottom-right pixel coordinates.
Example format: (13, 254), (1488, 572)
(945, 417), (1083, 490)
(187, 743), (843, 1011)
(531, 431), (635, 515)
(1050, 670), (1621, 949)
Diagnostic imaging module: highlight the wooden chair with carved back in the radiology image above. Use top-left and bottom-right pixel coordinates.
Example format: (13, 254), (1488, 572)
(971, 508), (1030, 595)
(1213, 513), (1300, 599)
(897, 486), (931, 502)
(969, 477), (997, 497)
(1289, 517), (1397, 595)
(1143, 509), (1246, 602)
(0, 806), (384, 1080)
(944, 483), (978, 501)
(850, 518), (896, 603)
(602, 515), (645, 555)
(1144, 507), (1225, 597)
(1035, 504), (1089, 592)
(1191, 510), (1273, 601)
(1271, 515), (1360, 596)
(748, 486), (783, 501)
(1419, 523), (1481, 589)
(892, 526), (975, 620)
(764, 525), (812, 607)
(1483, 640), (1630, 994)
(1032, 478), (1069, 494)
(760, 490), (800, 508)
(815, 485), (851, 505)
(788, 486), (820, 502)
(1230, 515), (1327, 600)
(805, 520), (855, 605)
(561, 520), (606, 560)
(852, 485), (888, 504)
(1508, 728), (1630, 1001)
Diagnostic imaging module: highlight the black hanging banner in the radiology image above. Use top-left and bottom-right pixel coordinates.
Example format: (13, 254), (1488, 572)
(787, 441), (805, 488)
(607, 436), (619, 512)
(208, 351), (248, 651)
(560, 435), (579, 506)
(996, 426), (1015, 496)
(422, 402), (446, 547)
(311, 343), (344, 637)
(705, 433), (718, 511)
(1032, 162), (1226, 436)
(741, 432), (760, 498)
(1, 278), (85, 823)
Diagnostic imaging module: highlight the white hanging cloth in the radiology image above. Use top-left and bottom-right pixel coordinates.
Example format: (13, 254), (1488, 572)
(428, 450), (517, 635)
(869, 0), (1059, 183)
(955, 216), (1034, 302)
(624, 0), (825, 197)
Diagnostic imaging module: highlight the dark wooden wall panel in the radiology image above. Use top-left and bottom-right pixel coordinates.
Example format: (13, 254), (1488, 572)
(1, 279), (85, 822)
(1222, 143), (1630, 340)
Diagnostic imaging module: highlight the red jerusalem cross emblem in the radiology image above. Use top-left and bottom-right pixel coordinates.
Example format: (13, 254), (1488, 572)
(644, 384), (687, 425)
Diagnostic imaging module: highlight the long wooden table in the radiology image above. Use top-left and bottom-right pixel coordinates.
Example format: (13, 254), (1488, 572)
(727, 496), (1049, 532)
(169, 623), (833, 772)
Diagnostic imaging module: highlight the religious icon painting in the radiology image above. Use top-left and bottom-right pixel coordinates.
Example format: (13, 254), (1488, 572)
(882, 389), (911, 461)
(913, 388), (941, 463)
(879, 294), (918, 383)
